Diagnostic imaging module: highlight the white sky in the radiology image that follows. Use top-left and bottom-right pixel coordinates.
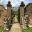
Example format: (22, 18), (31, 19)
(0, 0), (32, 7)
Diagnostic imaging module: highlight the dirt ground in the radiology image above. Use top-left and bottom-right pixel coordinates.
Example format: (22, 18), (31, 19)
(9, 23), (22, 32)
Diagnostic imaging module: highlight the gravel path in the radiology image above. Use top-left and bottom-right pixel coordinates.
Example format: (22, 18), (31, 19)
(9, 23), (22, 32)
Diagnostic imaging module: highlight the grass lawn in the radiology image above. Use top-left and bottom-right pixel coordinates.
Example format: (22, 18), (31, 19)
(0, 27), (4, 32)
(23, 27), (32, 32)
(0, 27), (32, 32)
